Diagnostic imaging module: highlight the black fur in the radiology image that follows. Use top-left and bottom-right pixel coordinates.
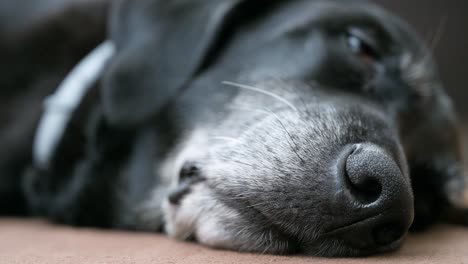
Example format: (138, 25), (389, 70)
(0, 0), (467, 257)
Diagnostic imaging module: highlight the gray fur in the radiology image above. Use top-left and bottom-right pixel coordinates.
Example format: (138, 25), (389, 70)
(154, 80), (410, 256)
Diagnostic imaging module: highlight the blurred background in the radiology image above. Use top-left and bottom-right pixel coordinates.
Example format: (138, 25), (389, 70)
(375, 0), (468, 123)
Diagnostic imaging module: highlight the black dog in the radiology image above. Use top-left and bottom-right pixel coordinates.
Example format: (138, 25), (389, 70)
(1, 0), (467, 257)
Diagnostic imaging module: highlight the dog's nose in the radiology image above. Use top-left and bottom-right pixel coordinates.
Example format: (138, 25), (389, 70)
(334, 144), (414, 249)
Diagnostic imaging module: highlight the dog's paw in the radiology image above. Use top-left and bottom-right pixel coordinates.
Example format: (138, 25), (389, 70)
(441, 175), (468, 225)
(440, 180), (468, 225)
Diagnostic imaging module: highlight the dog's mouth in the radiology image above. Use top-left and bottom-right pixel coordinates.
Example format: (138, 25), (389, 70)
(322, 213), (407, 253)
(162, 174), (408, 257)
(162, 141), (412, 257)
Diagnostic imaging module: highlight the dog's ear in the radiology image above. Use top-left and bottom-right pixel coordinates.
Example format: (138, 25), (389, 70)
(102, 0), (246, 126)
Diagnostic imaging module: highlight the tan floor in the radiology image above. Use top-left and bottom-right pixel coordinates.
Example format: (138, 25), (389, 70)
(0, 219), (467, 264)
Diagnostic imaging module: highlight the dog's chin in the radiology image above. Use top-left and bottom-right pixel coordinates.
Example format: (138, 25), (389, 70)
(162, 183), (236, 246)
(162, 182), (294, 254)
(161, 182), (404, 257)
(299, 238), (404, 257)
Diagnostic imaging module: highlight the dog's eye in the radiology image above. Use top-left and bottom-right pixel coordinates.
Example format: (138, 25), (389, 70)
(346, 28), (381, 64)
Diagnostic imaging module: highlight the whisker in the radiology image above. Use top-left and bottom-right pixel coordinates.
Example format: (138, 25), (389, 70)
(209, 136), (243, 144)
(233, 160), (279, 173)
(270, 76), (317, 115)
(225, 104), (306, 164)
(429, 16), (447, 52)
(227, 104), (279, 135)
(296, 91), (312, 116)
(222, 81), (299, 114)
(265, 108), (306, 164)
(212, 158), (286, 175)
(228, 105), (273, 116)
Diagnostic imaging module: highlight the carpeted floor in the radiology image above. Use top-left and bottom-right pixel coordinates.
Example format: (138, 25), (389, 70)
(0, 219), (467, 264)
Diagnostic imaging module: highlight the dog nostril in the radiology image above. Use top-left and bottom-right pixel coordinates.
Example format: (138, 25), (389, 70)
(372, 222), (406, 246)
(335, 144), (413, 251)
(345, 151), (383, 204)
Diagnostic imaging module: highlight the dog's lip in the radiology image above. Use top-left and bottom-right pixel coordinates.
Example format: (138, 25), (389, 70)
(168, 177), (206, 205)
(323, 213), (383, 236)
(208, 184), (404, 256)
(322, 213), (406, 253)
(205, 183), (302, 253)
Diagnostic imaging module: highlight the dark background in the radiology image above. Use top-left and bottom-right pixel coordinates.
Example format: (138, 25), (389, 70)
(375, 0), (468, 121)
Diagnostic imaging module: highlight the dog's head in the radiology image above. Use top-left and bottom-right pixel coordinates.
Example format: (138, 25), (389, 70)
(103, 0), (466, 257)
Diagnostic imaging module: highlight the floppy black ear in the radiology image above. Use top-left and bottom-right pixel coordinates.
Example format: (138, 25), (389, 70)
(102, 0), (245, 125)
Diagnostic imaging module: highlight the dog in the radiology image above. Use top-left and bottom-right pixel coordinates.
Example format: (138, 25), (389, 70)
(1, 0), (468, 257)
